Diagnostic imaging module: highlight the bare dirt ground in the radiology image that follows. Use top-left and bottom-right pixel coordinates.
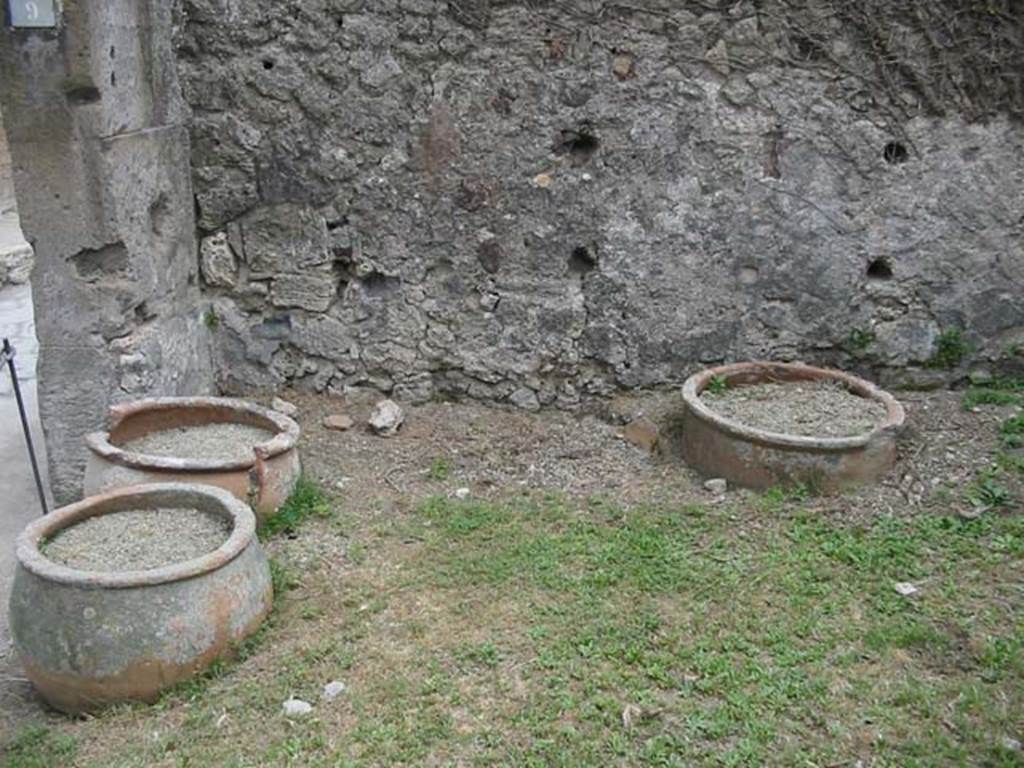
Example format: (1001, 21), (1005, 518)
(293, 387), (1020, 523)
(1, 386), (1020, 744)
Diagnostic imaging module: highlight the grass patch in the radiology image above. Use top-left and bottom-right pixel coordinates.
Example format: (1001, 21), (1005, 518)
(965, 474), (1013, 510)
(269, 556), (298, 595)
(258, 476), (331, 539)
(759, 481), (817, 512)
(963, 377), (1024, 411)
(5, 495), (1023, 766)
(427, 457), (451, 482)
(1, 727), (77, 768)
(1000, 413), (1024, 450)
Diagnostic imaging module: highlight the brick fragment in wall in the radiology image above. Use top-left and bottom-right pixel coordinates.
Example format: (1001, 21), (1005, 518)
(271, 271), (337, 312)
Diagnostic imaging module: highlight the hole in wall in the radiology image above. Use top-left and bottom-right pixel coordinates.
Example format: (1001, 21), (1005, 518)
(883, 141), (908, 165)
(791, 34), (824, 61)
(361, 271), (402, 299)
(253, 316), (293, 340)
(477, 241), (503, 274)
(149, 192), (171, 236)
(432, 259), (466, 297)
(491, 87), (516, 115)
(568, 245), (597, 275)
(262, 59), (276, 71)
(554, 128), (600, 166)
(64, 85), (102, 105)
(70, 242), (130, 282)
(134, 302), (155, 322)
(867, 257), (893, 280)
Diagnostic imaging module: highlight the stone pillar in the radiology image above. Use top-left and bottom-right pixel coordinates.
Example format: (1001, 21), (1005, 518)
(0, 1), (214, 502)
(0, 104), (13, 214)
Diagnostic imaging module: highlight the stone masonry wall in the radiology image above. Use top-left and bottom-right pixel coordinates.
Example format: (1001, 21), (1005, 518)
(177, 0), (1024, 408)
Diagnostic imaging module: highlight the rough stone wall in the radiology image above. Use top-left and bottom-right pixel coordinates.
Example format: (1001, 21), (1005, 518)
(0, 1), (215, 502)
(177, 0), (1024, 407)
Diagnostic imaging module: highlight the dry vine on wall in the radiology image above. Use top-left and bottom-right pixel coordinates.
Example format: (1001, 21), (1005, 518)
(764, 0), (1024, 122)
(448, 0), (1024, 123)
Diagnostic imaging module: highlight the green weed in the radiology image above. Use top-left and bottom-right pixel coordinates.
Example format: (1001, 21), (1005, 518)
(705, 375), (729, 395)
(259, 476), (332, 538)
(847, 327), (876, 354)
(427, 457), (451, 482)
(204, 307), (221, 331)
(927, 327), (972, 369)
(269, 557), (298, 595)
(1000, 413), (1024, 449)
(966, 477), (1013, 510)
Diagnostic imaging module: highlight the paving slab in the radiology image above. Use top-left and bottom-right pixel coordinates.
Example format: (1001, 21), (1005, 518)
(0, 216), (50, 662)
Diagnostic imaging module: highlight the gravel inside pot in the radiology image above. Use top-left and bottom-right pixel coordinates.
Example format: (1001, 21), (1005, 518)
(124, 422), (275, 462)
(700, 380), (888, 438)
(41, 508), (232, 572)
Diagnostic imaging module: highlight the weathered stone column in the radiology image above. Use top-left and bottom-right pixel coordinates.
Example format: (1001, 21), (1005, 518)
(0, 1), (213, 502)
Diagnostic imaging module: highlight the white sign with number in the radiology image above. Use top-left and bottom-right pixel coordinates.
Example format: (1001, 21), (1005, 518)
(6, 0), (58, 27)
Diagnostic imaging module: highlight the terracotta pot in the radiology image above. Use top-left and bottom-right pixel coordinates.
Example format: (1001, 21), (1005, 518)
(9, 483), (272, 714)
(681, 362), (905, 491)
(84, 397), (300, 522)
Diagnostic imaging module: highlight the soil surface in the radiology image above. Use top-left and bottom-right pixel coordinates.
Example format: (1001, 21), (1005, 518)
(42, 508), (230, 572)
(1, 387), (1020, 737)
(700, 380), (889, 437)
(124, 423), (274, 462)
(284, 387), (1018, 520)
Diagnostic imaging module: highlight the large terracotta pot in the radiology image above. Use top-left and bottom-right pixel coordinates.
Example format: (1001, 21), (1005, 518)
(9, 483), (272, 714)
(681, 362), (905, 491)
(84, 396), (300, 522)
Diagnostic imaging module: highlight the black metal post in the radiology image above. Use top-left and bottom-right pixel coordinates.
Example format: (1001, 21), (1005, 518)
(2, 338), (48, 515)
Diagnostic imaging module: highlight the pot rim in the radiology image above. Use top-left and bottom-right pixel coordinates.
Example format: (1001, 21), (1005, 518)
(84, 396), (300, 472)
(16, 483), (257, 589)
(681, 361), (905, 451)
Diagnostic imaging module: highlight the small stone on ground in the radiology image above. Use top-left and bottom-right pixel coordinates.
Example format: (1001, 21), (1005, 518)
(369, 399), (405, 436)
(894, 582), (919, 596)
(623, 417), (659, 451)
(323, 414), (355, 431)
(704, 478), (728, 494)
(282, 698), (313, 717)
(323, 681), (346, 700)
